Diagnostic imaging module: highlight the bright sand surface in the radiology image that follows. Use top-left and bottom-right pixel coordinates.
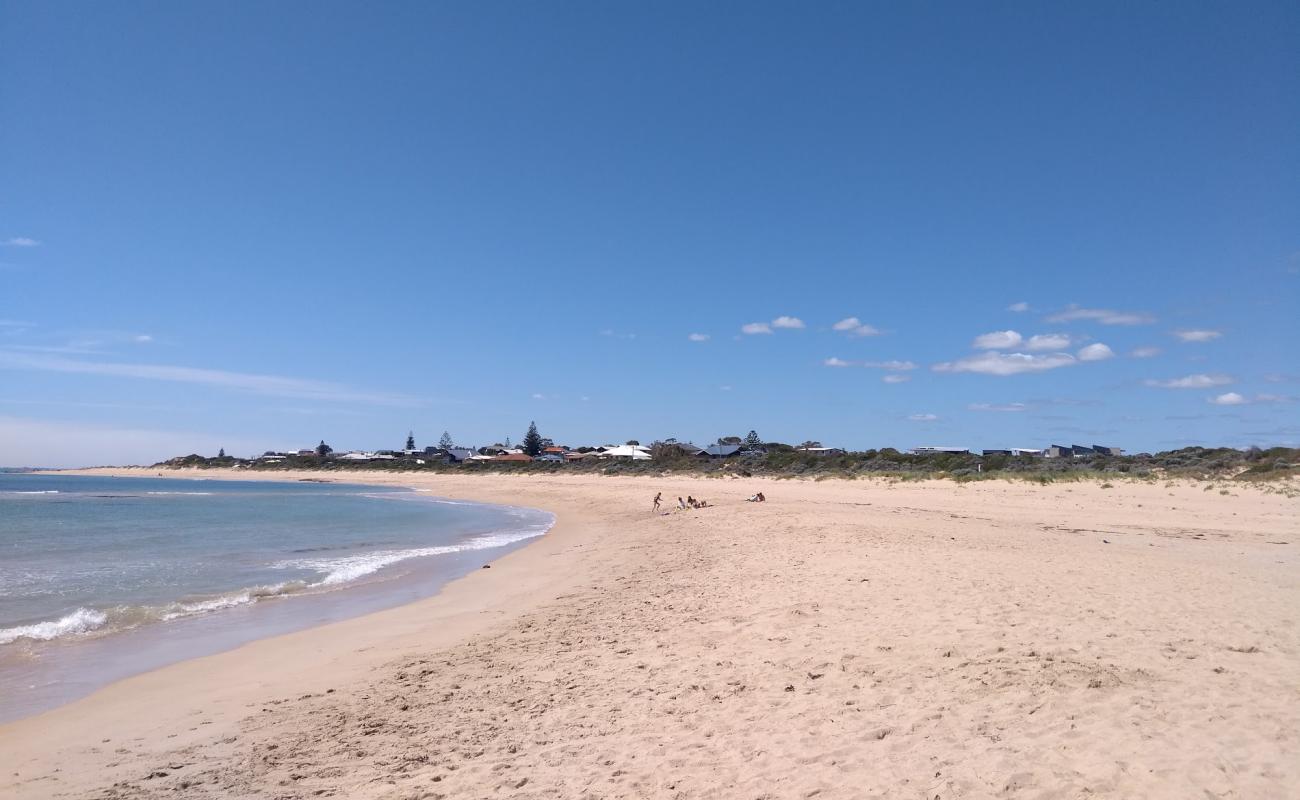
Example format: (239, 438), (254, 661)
(2, 469), (1297, 799)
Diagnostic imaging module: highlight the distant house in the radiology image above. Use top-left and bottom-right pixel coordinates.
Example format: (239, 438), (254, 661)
(982, 449), (1013, 457)
(564, 451), (599, 461)
(1045, 445), (1073, 458)
(911, 447), (970, 455)
(492, 453), (533, 462)
(704, 444), (743, 458)
(1070, 444), (1097, 457)
(1092, 445), (1123, 456)
(674, 443), (710, 458)
(795, 446), (844, 457)
(600, 444), (652, 460)
(338, 452), (374, 461)
(1012, 448), (1045, 457)
(535, 453), (564, 463)
(444, 448), (475, 464)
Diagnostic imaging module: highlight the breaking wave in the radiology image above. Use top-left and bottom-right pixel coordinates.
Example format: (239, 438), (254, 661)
(0, 512), (553, 647)
(273, 519), (552, 585)
(0, 608), (109, 644)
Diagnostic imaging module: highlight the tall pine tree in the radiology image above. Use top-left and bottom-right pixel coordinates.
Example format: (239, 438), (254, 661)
(744, 430), (762, 448)
(522, 421), (543, 456)
(405, 431), (416, 451)
(439, 431), (454, 449)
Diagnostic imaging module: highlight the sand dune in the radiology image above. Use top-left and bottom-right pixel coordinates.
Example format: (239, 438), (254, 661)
(2, 471), (1297, 798)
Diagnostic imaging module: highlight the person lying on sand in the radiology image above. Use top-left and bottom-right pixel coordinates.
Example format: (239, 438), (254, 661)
(745, 492), (766, 502)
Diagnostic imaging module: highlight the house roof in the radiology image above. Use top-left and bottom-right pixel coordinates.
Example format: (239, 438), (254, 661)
(600, 445), (652, 459)
(704, 444), (743, 457)
(671, 443), (708, 455)
(493, 453), (533, 462)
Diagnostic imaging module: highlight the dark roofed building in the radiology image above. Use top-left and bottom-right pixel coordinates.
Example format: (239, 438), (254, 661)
(704, 444), (743, 458)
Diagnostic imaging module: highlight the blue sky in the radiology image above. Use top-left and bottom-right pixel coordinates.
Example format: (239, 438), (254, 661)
(2, 2), (1297, 466)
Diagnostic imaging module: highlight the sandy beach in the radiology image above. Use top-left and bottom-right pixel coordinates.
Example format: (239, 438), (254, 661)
(2, 469), (1297, 799)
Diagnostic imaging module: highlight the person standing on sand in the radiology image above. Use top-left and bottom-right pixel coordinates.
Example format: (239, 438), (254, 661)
(653, 492), (662, 512)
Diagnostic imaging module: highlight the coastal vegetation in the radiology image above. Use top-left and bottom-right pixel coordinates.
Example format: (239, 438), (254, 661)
(155, 444), (1300, 484)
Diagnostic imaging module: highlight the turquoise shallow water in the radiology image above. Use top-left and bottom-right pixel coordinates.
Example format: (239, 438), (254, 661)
(0, 473), (552, 720)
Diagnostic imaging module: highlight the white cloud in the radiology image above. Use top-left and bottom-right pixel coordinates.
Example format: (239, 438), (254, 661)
(1130, 346), (1162, 358)
(599, 329), (636, 339)
(687, 333), (710, 342)
(969, 402), (1028, 412)
(531, 393), (546, 400)
(719, 385), (732, 391)
(1077, 343), (1115, 362)
(771, 316), (806, 329)
(831, 317), (881, 337)
(972, 330), (1023, 350)
(0, 351), (422, 406)
(134, 334), (153, 343)
(1206, 393), (1293, 406)
(824, 357), (916, 370)
(2, 237), (39, 247)
(1047, 306), (1155, 325)
(882, 374), (910, 384)
(1173, 329), (1222, 343)
(740, 322), (772, 335)
(864, 360), (916, 371)
(0, 319), (34, 327)
(907, 413), (938, 422)
(933, 351), (1076, 376)
(1024, 333), (1071, 351)
(1008, 302), (1030, 312)
(0, 414), (267, 469)
(1145, 373), (1234, 389)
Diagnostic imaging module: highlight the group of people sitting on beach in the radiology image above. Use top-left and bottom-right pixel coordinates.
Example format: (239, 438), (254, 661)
(652, 491), (760, 512)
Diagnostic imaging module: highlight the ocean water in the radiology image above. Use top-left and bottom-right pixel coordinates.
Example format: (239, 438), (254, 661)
(0, 473), (552, 721)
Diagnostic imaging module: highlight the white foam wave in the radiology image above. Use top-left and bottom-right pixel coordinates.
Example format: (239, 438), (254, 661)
(275, 520), (552, 586)
(1, 490), (60, 495)
(0, 608), (108, 645)
(145, 491), (215, 496)
(158, 582), (306, 621)
(0, 508), (554, 647)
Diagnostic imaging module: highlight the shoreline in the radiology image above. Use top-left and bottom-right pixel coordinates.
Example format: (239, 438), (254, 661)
(3, 467), (1296, 798)
(1, 468), (605, 797)
(0, 472), (557, 723)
